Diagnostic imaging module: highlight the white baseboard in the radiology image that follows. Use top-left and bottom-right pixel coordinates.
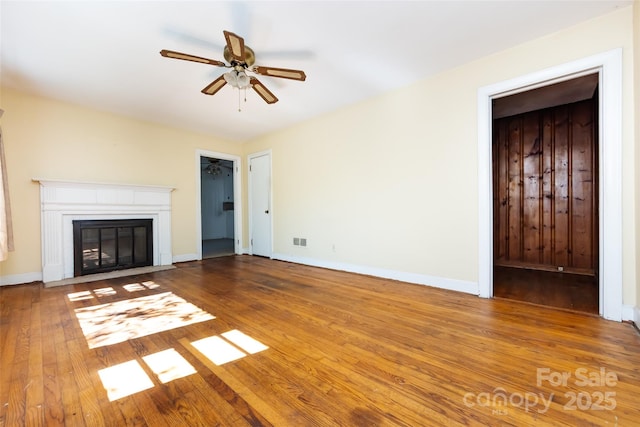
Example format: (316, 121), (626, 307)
(173, 253), (198, 263)
(0, 272), (43, 286)
(621, 305), (638, 322)
(271, 253), (478, 295)
(622, 305), (640, 324)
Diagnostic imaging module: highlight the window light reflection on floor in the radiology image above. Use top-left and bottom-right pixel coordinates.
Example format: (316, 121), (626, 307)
(123, 283), (147, 292)
(142, 348), (197, 383)
(98, 349), (196, 401)
(94, 287), (117, 297)
(191, 336), (247, 365)
(222, 329), (269, 354)
(141, 280), (160, 289)
(67, 281), (160, 303)
(191, 330), (269, 366)
(67, 290), (94, 302)
(123, 280), (160, 292)
(75, 291), (215, 348)
(98, 360), (154, 401)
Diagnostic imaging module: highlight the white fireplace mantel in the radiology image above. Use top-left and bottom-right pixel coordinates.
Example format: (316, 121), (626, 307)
(34, 179), (175, 283)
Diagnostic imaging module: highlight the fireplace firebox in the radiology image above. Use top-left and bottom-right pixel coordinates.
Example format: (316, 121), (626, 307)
(73, 219), (153, 276)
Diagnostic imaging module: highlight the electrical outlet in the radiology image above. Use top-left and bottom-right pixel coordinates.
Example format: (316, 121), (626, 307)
(300, 238), (307, 247)
(293, 237), (300, 246)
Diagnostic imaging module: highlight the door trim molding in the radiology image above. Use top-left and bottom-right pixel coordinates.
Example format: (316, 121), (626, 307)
(248, 150), (273, 257)
(477, 48), (623, 321)
(195, 150), (243, 260)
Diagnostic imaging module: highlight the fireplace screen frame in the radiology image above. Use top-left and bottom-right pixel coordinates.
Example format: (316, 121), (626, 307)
(73, 219), (153, 276)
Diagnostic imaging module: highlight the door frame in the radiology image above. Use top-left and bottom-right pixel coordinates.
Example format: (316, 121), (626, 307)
(248, 149), (273, 257)
(195, 149), (243, 260)
(477, 48), (623, 321)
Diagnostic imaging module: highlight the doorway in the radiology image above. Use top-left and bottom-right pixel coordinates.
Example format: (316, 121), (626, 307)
(491, 75), (599, 313)
(200, 155), (236, 258)
(478, 49), (623, 321)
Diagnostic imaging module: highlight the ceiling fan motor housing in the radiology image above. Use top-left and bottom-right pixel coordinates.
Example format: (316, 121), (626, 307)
(224, 45), (255, 67)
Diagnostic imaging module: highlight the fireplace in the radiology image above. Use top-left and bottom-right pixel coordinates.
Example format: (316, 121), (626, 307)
(34, 179), (174, 283)
(73, 219), (153, 276)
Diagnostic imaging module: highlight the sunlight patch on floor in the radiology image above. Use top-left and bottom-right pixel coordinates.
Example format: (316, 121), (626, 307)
(96, 330), (268, 400)
(68, 290), (94, 301)
(191, 336), (246, 365)
(142, 348), (197, 384)
(69, 285), (268, 400)
(98, 360), (154, 401)
(67, 281), (160, 302)
(94, 287), (117, 297)
(123, 280), (160, 292)
(74, 291), (215, 348)
(191, 330), (269, 366)
(222, 329), (269, 354)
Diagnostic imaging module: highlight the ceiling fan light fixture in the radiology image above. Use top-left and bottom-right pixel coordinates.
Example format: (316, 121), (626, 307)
(236, 71), (250, 89)
(205, 162), (222, 176)
(223, 70), (251, 89)
(223, 70), (237, 86)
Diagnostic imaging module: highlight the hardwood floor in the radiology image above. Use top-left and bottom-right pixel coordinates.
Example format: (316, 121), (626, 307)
(1, 256), (639, 426)
(493, 266), (599, 314)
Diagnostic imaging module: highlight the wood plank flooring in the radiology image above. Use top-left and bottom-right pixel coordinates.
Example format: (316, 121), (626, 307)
(493, 266), (599, 314)
(1, 255), (639, 426)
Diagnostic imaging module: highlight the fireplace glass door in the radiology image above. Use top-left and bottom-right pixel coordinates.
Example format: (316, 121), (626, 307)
(73, 219), (153, 276)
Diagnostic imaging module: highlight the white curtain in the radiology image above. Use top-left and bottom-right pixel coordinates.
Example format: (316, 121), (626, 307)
(0, 109), (14, 261)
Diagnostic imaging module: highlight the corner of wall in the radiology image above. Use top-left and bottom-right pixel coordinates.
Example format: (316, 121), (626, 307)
(173, 253), (198, 264)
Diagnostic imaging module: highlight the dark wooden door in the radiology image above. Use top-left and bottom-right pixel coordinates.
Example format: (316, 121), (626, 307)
(492, 97), (598, 275)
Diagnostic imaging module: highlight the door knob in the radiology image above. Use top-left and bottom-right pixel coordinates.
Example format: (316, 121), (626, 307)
(265, 210), (269, 214)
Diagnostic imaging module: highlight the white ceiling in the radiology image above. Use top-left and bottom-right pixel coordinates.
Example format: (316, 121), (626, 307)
(1, 1), (631, 142)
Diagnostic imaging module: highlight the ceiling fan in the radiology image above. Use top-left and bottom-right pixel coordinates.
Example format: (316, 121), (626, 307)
(202, 159), (232, 176)
(160, 30), (306, 105)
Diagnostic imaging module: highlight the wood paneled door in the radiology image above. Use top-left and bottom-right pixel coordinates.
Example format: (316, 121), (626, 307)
(492, 96), (598, 276)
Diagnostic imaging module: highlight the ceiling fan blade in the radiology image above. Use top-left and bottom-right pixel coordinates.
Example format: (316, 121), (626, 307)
(253, 66), (306, 81)
(250, 78), (278, 104)
(201, 75), (228, 96)
(223, 30), (245, 62)
(160, 49), (226, 67)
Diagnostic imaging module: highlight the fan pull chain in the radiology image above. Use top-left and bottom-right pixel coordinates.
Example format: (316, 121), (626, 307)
(236, 88), (248, 112)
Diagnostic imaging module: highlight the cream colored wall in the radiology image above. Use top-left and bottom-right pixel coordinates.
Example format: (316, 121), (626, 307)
(245, 7), (637, 304)
(0, 87), (241, 279)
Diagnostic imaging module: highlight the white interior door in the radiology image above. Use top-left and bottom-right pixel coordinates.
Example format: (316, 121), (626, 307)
(249, 152), (271, 257)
